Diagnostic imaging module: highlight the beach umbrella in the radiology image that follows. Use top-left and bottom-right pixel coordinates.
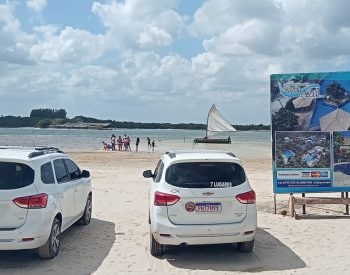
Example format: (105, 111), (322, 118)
(320, 109), (350, 131)
(292, 97), (314, 109)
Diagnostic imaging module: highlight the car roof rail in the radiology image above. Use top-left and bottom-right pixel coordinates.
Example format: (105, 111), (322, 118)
(225, 151), (236, 158)
(34, 146), (64, 153)
(28, 147), (64, 159)
(166, 151), (176, 158)
(166, 150), (236, 158)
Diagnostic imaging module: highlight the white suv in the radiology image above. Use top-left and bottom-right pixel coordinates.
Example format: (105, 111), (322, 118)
(0, 147), (92, 259)
(143, 150), (257, 256)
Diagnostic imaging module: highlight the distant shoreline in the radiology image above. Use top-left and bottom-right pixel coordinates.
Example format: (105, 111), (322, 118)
(0, 115), (270, 131)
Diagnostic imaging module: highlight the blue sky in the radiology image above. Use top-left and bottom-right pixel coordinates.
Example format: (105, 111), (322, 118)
(1, 0), (350, 123)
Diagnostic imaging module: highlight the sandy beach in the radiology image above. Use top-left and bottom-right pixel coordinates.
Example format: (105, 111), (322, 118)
(1, 148), (350, 275)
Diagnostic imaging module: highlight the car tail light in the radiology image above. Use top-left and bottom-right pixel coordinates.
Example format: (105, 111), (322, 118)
(236, 190), (256, 204)
(13, 193), (48, 209)
(154, 191), (180, 206)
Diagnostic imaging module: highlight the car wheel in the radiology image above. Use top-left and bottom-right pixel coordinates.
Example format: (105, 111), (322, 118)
(237, 239), (254, 252)
(77, 195), (92, 225)
(38, 218), (61, 259)
(150, 232), (164, 256)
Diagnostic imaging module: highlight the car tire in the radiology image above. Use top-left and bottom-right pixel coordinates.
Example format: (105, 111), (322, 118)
(38, 218), (61, 259)
(150, 232), (164, 256)
(237, 239), (254, 252)
(77, 195), (92, 225)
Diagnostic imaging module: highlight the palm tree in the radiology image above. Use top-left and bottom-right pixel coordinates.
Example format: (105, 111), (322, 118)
(271, 83), (284, 108)
(326, 81), (347, 100)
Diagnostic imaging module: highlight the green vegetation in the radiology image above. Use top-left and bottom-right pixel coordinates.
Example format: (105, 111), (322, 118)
(0, 116), (38, 128)
(326, 81), (348, 104)
(30, 108), (67, 119)
(285, 98), (296, 112)
(272, 107), (299, 131)
(51, 118), (66, 125)
(333, 132), (350, 163)
(232, 124), (269, 131)
(271, 82), (284, 108)
(0, 111), (270, 130)
(35, 119), (52, 128)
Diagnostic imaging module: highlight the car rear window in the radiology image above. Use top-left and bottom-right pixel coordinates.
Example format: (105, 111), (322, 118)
(165, 162), (246, 188)
(0, 162), (35, 190)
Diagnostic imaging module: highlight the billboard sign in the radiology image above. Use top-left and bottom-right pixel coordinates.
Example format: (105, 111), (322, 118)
(271, 71), (350, 193)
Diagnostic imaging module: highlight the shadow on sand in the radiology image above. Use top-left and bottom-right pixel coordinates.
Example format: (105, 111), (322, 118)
(163, 228), (306, 273)
(0, 218), (115, 274)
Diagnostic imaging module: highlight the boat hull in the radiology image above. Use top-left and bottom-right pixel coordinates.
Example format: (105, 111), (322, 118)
(193, 138), (231, 144)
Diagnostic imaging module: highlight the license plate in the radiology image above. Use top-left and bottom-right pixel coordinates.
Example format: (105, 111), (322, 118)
(195, 202), (222, 212)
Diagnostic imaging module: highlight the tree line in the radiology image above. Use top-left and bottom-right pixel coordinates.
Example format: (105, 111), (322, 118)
(30, 108), (67, 119)
(0, 109), (270, 130)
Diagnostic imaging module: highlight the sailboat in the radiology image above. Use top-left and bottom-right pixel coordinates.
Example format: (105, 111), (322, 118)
(193, 104), (237, 144)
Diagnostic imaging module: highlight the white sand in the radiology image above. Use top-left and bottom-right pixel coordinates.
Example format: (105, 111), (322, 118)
(1, 149), (350, 274)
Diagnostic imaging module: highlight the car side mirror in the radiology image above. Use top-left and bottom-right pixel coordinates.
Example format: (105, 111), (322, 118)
(143, 170), (153, 178)
(81, 170), (90, 178)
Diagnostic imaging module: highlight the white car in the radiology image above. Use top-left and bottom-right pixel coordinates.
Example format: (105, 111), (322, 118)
(0, 146), (92, 259)
(143, 150), (257, 256)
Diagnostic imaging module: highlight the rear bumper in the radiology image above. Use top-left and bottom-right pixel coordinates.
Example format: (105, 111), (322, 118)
(0, 235), (48, 250)
(153, 230), (256, 246)
(151, 206), (257, 246)
(0, 209), (53, 250)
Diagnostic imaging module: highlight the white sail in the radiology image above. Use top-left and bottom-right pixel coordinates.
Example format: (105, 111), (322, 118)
(207, 104), (236, 136)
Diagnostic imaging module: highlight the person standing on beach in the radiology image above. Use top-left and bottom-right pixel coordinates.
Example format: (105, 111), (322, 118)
(117, 136), (122, 151)
(111, 134), (116, 151)
(127, 136), (131, 152)
(147, 137), (151, 150)
(136, 137), (140, 152)
(151, 140), (155, 152)
(123, 134), (128, 151)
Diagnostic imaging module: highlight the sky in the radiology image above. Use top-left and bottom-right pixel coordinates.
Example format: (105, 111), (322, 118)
(1, 0), (350, 124)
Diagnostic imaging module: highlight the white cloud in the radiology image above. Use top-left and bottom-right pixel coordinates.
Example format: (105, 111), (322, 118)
(130, 53), (193, 101)
(33, 25), (59, 40)
(192, 52), (224, 75)
(91, 0), (185, 50)
(190, 0), (281, 36)
(274, 0), (350, 64)
(0, 4), (33, 64)
(203, 19), (282, 56)
(138, 26), (172, 49)
(27, 0), (47, 13)
(30, 27), (105, 63)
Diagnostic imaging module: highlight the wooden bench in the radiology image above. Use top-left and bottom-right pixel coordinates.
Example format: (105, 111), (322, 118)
(289, 196), (350, 218)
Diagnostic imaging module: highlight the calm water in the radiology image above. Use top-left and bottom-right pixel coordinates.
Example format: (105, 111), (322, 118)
(0, 128), (271, 159)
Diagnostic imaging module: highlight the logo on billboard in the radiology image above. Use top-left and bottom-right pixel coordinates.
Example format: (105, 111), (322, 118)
(310, 171), (329, 178)
(311, 171), (321, 177)
(278, 82), (320, 98)
(301, 172), (311, 178)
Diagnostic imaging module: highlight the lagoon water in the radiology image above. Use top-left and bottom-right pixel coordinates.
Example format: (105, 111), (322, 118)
(0, 128), (271, 159)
